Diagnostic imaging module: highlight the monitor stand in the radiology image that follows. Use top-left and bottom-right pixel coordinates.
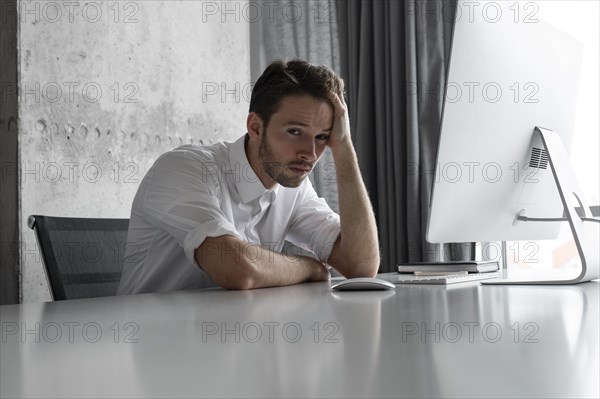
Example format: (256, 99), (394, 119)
(482, 127), (599, 285)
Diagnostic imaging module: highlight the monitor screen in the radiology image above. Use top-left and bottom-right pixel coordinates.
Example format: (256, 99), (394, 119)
(427, 0), (583, 243)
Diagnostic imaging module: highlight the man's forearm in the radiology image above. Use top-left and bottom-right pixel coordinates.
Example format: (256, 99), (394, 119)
(196, 236), (329, 290)
(328, 141), (380, 277)
(246, 245), (329, 288)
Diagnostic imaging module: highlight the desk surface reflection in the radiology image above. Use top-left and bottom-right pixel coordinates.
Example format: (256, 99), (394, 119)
(1, 278), (598, 398)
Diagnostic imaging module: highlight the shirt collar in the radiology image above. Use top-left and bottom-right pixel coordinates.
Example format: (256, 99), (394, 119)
(229, 134), (279, 204)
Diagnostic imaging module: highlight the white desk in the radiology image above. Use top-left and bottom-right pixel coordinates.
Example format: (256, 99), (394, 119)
(1, 277), (598, 398)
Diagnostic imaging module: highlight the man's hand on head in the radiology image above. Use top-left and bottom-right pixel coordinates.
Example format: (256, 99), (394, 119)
(326, 85), (353, 152)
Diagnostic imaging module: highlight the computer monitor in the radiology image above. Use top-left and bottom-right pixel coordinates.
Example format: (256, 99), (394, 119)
(426, 1), (599, 284)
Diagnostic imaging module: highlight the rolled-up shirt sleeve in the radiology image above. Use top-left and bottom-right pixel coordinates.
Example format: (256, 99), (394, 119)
(285, 181), (341, 263)
(141, 149), (242, 266)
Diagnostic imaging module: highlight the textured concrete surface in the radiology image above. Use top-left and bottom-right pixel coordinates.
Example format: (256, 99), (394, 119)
(17, 1), (250, 302)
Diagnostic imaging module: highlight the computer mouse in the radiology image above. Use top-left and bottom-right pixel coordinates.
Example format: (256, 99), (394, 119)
(331, 277), (396, 291)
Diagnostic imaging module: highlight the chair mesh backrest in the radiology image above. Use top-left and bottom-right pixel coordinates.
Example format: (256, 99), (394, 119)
(30, 215), (129, 300)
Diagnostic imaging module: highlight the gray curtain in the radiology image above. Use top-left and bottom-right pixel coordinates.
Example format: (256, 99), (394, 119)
(337, 0), (475, 271)
(252, 0), (341, 213)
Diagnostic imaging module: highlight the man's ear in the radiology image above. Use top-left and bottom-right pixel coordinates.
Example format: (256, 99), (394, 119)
(246, 112), (263, 141)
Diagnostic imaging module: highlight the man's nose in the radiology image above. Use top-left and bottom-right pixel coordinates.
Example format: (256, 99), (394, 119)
(298, 138), (317, 162)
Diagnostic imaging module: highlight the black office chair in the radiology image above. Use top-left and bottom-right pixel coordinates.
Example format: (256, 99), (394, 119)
(28, 215), (129, 301)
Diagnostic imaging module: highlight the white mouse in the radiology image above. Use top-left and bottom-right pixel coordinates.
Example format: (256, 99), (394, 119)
(331, 277), (396, 291)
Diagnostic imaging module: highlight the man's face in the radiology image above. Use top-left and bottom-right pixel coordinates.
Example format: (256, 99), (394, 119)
(258, 95), (333, 188)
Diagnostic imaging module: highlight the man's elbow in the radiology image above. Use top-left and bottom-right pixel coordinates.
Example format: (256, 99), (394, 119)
(216, 264), (257, 290)
(347, 264), (379, 279)
(338, 255), (380, 279)
(198, 261), (257, 290)
(195, 237), (258, 290)
(220, 276), (254, 290)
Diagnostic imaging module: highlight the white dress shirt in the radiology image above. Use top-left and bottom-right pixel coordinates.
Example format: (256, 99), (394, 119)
(117, 134), (341, 294)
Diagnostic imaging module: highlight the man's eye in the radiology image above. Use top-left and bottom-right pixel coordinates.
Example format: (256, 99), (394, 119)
(287, 129), (301, 135)
(316, 135), (330, 141)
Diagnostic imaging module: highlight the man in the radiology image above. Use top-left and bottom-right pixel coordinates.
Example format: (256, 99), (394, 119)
(117, 59), (379, 294)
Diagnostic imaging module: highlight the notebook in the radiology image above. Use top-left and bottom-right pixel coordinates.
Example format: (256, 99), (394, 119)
(397, 261), (499, 273)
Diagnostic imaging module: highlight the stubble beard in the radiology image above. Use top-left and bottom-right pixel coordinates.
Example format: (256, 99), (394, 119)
(259, 132), (311, 188)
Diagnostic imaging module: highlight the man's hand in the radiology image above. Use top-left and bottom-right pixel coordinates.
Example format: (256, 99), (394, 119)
(327, 83), (353, 151)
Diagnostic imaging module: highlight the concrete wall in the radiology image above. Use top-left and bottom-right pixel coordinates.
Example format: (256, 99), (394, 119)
(14, 0), (250, 302)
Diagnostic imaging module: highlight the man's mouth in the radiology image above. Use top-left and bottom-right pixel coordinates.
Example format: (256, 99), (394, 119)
(289, 164), (312, 174)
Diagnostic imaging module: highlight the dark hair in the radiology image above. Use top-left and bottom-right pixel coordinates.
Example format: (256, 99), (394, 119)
(249, 59), (344, 128)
